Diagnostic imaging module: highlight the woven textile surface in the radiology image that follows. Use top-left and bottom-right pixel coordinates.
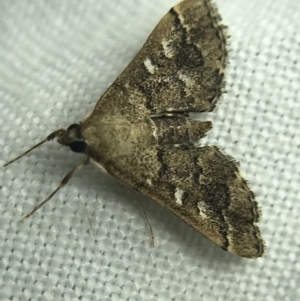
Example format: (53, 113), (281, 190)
(1, 0), (299, 300)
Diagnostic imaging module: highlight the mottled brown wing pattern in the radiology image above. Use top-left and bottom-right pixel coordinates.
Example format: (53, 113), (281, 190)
(80, 0), (265, 258)
(90, 0), (227, 122)
(3, 0), (265, 258)
(101, 146), (264, 258)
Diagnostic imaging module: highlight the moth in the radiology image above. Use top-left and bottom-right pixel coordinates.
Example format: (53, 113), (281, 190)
(4, 0), (265, 258)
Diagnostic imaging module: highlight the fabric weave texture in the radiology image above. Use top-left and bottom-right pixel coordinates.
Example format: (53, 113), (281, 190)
(0, 0), (299, 300)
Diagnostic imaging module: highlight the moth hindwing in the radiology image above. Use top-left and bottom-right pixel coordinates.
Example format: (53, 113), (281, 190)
(5, 0), (265, 258)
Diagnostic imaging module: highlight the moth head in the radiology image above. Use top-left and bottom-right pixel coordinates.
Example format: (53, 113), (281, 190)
(56, 123), (88, 154)
(3, 124), (88, 167)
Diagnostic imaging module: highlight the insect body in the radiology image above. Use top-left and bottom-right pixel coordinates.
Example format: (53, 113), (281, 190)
(5, 0), (265, 258)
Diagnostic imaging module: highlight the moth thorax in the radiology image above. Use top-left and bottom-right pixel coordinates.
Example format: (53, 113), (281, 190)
(57, 123), (87, 153)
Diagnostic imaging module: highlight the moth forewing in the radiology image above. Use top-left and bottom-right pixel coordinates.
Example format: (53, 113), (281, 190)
(4, 0), (265, 258)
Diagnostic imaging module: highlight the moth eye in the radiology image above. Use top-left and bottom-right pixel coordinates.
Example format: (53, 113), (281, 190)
(67, 123), (80, 131)
(69, 141), (87, 153)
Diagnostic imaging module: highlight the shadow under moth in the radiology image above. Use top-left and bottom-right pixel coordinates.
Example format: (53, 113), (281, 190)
(5, 0), (265, 258)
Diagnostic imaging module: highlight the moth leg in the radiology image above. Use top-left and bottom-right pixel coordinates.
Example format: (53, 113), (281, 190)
(135, 192), (156, 247)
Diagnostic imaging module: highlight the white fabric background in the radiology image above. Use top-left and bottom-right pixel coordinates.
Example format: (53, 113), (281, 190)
(1, 0), (299, 300)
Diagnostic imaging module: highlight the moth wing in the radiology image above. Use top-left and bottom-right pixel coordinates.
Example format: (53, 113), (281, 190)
(91, 0), (227, 122)
(101, 145), (264, 258)
(81, 0), (264, 258)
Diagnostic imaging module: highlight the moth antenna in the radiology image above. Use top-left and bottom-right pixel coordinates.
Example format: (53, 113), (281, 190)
(21, 158), (90, 222)
(135, 192), (156, 247)
(3, 129), (64, 167)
